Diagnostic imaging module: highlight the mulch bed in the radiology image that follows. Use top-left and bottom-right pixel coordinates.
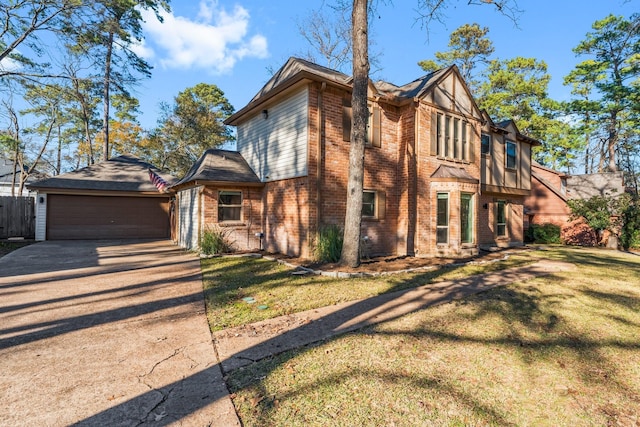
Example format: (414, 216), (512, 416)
(262, 246), (529, 274)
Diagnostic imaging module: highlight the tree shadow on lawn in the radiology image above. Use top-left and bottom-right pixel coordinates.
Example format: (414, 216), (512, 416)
(200, 252), (534, 331)
(78, 250), (640, 425)
(229, 281), (640, 425)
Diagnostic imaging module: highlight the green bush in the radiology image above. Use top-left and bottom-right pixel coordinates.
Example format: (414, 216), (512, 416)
(314, 224), (343, 263)
(529, 223), (562, 244)
(200, 225), (234, 255)
(621, 199), (640, 250)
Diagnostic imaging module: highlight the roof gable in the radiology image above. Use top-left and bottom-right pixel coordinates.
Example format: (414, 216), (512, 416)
(172, 149), (262, 189)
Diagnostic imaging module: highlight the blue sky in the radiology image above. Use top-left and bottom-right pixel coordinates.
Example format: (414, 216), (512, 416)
(133, 0), (636, 130)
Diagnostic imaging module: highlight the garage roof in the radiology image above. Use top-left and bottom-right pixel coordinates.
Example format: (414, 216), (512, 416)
(27, 155), (175, 193)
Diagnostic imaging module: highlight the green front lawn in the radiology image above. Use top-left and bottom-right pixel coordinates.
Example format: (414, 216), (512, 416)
(201, 251), (533, 331)
(203, 247), (640, 426)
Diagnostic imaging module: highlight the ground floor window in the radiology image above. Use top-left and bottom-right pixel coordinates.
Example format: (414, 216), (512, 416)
(218, 190), (242, 222)
(362, 190), (376, 217)
(437, 193), (449, 244)
(496, 200), (507, 237)
(461, 193), (473, 244)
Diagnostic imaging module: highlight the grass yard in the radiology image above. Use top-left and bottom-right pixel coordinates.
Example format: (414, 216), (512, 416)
(203, 247), (640, 426)
(0, 240), (34, 258)
(201, 250), (533, 331)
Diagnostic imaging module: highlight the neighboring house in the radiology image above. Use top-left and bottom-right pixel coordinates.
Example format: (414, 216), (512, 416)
(523, 162), (626, 245)
(524, 162), (571, 229)
(28, 155), (175, 240)
(0, 155), (45, 197)
(174, 57), (540, 258)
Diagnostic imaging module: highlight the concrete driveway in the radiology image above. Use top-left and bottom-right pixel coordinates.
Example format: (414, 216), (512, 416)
(0, 240), (238, 426)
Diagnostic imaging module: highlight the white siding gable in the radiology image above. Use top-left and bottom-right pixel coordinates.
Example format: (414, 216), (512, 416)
(237, 87), (308, 182)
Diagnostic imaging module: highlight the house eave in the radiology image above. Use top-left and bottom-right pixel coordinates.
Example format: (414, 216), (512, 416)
(30, 188), (171, 197)
(225, 71), (352, 126)
(172, 180), (265, 191)
(481, 184), (531, 196)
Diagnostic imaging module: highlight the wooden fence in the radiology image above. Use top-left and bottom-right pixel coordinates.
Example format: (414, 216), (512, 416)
(0, 196), (35, 239)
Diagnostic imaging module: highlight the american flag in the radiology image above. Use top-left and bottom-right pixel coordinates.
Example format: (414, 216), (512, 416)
(148, 168), (168, 192)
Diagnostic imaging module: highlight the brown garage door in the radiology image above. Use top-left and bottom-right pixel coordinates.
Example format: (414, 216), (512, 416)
(47, 194), (170, 240)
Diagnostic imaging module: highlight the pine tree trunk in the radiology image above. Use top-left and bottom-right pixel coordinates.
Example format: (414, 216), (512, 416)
(102, 31), (114, 161)
(340, 0), (369, 268)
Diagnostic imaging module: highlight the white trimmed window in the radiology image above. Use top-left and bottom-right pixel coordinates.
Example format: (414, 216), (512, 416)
(436, 193), (449, 244)
(461, 193), (473, 244)
(496, 200), (507, 237)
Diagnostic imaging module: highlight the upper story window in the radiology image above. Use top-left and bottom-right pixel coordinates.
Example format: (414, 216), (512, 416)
(218, 191), (242, 222)
(560, 178), (567, 195)
(505, 140), (517, 169)
(461, 122), (468, 161)
(432, 112), (473, 162)
(342, 99), (381, 148)
(481, 133), (491, 155)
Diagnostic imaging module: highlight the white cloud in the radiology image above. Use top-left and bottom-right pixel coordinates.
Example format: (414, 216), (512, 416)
(0, 53), (23, 74)
(141, 1), (268, 74)
(129, 38), (155, 61)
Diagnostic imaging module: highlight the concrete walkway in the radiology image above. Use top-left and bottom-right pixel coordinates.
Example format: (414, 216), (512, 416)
(0, 240), (238, 427)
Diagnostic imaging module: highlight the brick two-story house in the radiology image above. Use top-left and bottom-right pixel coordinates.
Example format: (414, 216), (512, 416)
(173, 57), (539, 259)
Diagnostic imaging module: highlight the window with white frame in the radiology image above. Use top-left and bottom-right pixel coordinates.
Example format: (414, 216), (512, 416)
(218, 191), (242, 222)
(496, 200), (507, 237)
(437, 193), (449, 244)
(461, 193), (473, 244)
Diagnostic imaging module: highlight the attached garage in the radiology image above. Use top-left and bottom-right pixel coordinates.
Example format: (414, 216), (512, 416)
(46, 194), (170, 240)
(28, 155), (175, 241)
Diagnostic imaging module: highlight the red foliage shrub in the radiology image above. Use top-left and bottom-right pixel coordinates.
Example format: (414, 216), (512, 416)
(562, 219), (598, 246)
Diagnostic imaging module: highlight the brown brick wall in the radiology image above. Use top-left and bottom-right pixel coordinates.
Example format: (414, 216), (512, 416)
(200, 186), (263, 251)
(314, 85), (401, 257)
(524, 172), (571, 227)
(478, 194), (525, 248)
(414, 102), (482, 257)
(263, 177), (311, 257)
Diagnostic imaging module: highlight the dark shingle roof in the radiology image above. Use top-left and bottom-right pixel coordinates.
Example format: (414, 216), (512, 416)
(376, 67), (450, 100)
(566, 172), (625, 200)
(172, 149), (261, 188)
(249, 57), (351, 104)
(27, 154), (175, 193)
(0, 155), (47, 184)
